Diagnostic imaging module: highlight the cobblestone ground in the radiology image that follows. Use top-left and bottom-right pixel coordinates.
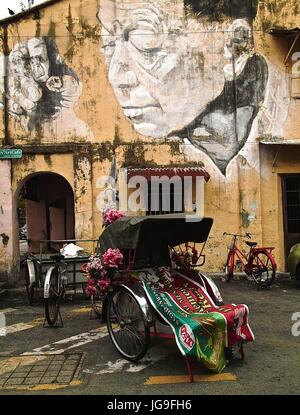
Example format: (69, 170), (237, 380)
(0, 276), (299, 395)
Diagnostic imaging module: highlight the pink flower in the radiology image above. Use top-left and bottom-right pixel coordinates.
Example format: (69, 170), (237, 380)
(102, 248), (123, 268)
(97, 278), (111, 292)
(103, 209), (125, 227)
(86, 278), (97, 295)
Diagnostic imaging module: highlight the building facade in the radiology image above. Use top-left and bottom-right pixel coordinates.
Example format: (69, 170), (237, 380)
(0, 0), (299, 284)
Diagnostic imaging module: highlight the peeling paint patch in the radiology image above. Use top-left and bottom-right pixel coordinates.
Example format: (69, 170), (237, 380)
(0, 234), (9, 247)
(43, 154), (52, 166)
(241, 210), (251, 228)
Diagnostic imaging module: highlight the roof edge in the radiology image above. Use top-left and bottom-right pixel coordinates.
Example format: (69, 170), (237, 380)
(0, 0), (61, 25)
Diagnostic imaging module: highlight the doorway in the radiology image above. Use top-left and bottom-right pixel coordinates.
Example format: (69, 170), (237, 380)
(18, 173), (75, 254)
(282, 175), (300, 265)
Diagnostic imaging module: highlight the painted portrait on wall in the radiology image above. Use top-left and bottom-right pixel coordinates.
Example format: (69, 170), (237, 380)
(7, 37), (93, 140)
(97, 0), (289, 173)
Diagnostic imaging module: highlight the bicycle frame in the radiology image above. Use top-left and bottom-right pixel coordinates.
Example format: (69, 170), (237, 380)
(225, 233), (277, 276)
(226, 235), (248, 273)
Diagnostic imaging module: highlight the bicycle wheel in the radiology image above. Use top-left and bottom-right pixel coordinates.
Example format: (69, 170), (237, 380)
(91, 287), (103, 317)
(225, 252), (234, 281)
(250, 251), (276, 287)
(45, 268), (61, 326)
(24, 262), (35, 306)
(107, 287), (150, 362)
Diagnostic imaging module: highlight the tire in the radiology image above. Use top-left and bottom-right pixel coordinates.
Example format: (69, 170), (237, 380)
(296, 263), (300, 282)
(225, 252), (234, 282)
(91, 287), (103, 317)
(24, 262), (35, 306)
(106, 288), (150, 362)
(250, 251), (276, 288)
(44, 268), (61, 326)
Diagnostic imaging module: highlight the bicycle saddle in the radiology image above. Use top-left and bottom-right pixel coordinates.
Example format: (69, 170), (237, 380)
(50, 254), (65, 262)
(245, 241), (257, 247)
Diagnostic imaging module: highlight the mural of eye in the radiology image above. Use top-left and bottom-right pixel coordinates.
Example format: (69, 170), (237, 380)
(128, 28), (162, 52)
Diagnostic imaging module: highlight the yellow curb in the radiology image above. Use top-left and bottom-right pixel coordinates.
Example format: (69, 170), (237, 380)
(2, 318), (43, 335)
(144, 373), (237, 385)
(1, 380), (82, 391)
(69, 307), (91, 314)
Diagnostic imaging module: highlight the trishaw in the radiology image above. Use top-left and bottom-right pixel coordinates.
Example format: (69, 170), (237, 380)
(23, 239), (98, 308)
(93, 214), (254, 380)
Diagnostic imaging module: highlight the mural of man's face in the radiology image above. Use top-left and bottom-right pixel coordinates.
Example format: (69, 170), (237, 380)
(27, 38), (50, 83)
(98, 0), (232, 138)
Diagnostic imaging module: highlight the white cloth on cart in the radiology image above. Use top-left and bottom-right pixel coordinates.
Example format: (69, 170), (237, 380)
(60, 243), (84, 258)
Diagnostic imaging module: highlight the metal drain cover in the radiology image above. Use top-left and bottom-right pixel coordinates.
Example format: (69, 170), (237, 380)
(0, 353), (85, 387)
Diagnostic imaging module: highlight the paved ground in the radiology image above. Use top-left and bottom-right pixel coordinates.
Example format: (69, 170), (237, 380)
(0, 276), (300, 395)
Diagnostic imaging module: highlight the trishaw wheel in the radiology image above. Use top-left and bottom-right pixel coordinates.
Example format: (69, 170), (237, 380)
(24, 262), (34, 306)
(107, 288), (150, 362)
(45, 268), (60, 326)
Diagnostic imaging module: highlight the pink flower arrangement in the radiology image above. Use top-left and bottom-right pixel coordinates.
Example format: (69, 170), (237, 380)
(81, 248), (124, 296)
(102, 248), (124, 268)
(85, 254), (107, 278)
(103, 209), (125, 227)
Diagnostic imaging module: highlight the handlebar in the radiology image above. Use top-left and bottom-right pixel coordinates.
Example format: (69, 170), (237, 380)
(223, 232), (251, 239)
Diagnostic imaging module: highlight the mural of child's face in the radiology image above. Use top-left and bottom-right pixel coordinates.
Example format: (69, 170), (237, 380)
(27, 38), (50, 83)
(98, 0), (230, 138)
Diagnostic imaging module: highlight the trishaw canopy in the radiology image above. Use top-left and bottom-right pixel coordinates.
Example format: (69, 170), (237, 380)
(98, 214), (213, 269)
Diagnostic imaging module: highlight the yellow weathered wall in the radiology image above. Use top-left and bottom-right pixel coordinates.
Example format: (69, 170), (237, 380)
(0, 0), (300, 281)
(0, 26), (5, 144)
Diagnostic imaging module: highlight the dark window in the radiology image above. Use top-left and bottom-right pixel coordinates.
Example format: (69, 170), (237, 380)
(285, 177), (300, 234)
(147, 179), (184, 215)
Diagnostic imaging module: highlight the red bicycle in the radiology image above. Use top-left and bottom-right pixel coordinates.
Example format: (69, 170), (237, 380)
(223, 232), (277, 288)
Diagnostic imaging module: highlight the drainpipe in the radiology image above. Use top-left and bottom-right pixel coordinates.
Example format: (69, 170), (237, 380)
(1, 24), (11, 146)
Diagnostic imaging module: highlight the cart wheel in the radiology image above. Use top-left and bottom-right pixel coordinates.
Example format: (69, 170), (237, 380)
(24, 262), (35, 306)
(107, 287), (150, 362)
(91, 287), (103, 317)
(45, 268), (60, 326)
